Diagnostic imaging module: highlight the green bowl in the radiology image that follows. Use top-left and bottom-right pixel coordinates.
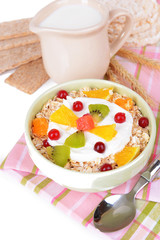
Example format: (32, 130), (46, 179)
(25, 79), (156, 192)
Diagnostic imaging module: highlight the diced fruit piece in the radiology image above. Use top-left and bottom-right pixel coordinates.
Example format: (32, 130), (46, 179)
(46, 145), (70, 167)
(77, 114), (95, 131)
(32, 118), (48, 137)
(139, 117), (149, 128)
(89, 104), (110, 123)
(57, 90), (68, 99)
(73, 101), (83, 112)
(114, 112), (126, 123)
(114, 98), (133, 111)
(43, 139), (50, 147)
(114, 146), (140, 167)
(100, 163), (112, 172)
(83, 113), (90, 116)
(65, 131), (85, 148)
(83, 88), (113, 100)
(50, 105), (78, 127)
(89, 124), (117, 141)
(94, 142), (105, 153)
(48, 129), (60, 140)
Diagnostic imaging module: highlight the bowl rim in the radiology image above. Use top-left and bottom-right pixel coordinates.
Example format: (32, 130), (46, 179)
(25, 79), (156, 177)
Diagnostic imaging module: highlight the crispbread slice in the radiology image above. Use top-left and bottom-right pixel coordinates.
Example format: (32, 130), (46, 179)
(5, 58), (49, 94)
(0, 34), (39, 51)
(0, 42), (41, 74)
(0, 18), (33, 40)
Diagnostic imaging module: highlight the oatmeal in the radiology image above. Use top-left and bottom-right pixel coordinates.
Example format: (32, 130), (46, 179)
(31, 87), (150, 173)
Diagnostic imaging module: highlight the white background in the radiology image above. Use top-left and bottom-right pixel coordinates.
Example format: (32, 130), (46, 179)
(0, 1), (111, 240)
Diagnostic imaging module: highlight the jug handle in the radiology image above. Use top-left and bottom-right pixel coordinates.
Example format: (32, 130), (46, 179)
(108, 9), (134, 58)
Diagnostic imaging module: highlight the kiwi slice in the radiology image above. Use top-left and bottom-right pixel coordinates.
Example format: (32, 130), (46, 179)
(65, 131), (85, 148)
(88, 104), (110, 123)
(46, 145), (70, 167)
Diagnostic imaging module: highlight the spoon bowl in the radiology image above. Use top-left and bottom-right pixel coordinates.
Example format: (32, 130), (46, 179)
(94, 157), (160, 232)
(94, 194), (136, 232)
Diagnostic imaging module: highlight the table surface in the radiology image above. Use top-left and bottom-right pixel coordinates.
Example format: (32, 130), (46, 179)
(0, 1), (111, 239)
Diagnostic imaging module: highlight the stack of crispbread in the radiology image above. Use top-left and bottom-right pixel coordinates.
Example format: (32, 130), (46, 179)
(0, 18), (49, 94)
(107, 0), (160, 46)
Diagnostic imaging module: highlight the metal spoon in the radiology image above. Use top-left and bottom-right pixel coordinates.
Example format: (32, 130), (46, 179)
(94, 156), (160, 232)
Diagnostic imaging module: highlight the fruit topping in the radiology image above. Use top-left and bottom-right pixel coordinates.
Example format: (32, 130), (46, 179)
(43, 139), (50, 147)
(73, 101), (83, 112)
(77, 114), (95, 131)
(114, 112), (126, 123)
(57, 90), (68, 99)
(100, 163), (112, 172)
(46, 145), (70, 167)
(50, 105), (78, 127)
(65, 131), (85, 148)
(89, 124), (117, 142)
(139, 117), (149, 128)
(48, 129), (60, 140)
(94, 142), (105, 153)
(32, 118), (48, 137)
(114, 98), (133, 111)
(114, 146), (140, 167)
(83, 88), (113, 100)
(88, 104), (110, 123)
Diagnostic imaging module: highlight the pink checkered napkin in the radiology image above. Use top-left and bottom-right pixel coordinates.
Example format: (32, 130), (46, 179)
(1, 45), (160, 239)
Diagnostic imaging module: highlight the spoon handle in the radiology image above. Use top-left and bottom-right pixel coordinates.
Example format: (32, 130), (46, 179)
(141, 155), (160, 182)
(129, 155), (160, 197)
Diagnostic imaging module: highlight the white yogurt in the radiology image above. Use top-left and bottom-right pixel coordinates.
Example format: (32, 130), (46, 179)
(40, 4), (102, 30)
(47, 96), (133, 163)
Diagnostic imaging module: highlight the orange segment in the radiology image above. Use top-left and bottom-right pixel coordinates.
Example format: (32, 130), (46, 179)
(114, 98), (133, 111)
(49, 105), (78, 127)
(83, 88), (113, 100)
(89, 124), (117, 141)
(114, 146), (140, 167)
(32, 118), (48, 137)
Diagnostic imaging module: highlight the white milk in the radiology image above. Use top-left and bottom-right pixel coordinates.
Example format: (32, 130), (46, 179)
(40, 4), (102, 30)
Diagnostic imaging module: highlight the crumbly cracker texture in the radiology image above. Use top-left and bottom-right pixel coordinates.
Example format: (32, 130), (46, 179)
(5, 58), (49, 94)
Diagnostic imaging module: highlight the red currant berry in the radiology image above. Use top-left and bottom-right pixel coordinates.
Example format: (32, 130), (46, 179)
(73, 101), (83, 112)
(114, 112), (126, 123)
(57, 90), (68, 99)
(94, 142), (105, 153)
(139, 117), (149, 128)
(48, 129), (60, 140)
(43, 139), (50, 147)
(100, 163), (112, 172)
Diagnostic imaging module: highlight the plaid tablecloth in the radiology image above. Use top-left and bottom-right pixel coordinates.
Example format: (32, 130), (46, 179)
(1, 45), (160, 240)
